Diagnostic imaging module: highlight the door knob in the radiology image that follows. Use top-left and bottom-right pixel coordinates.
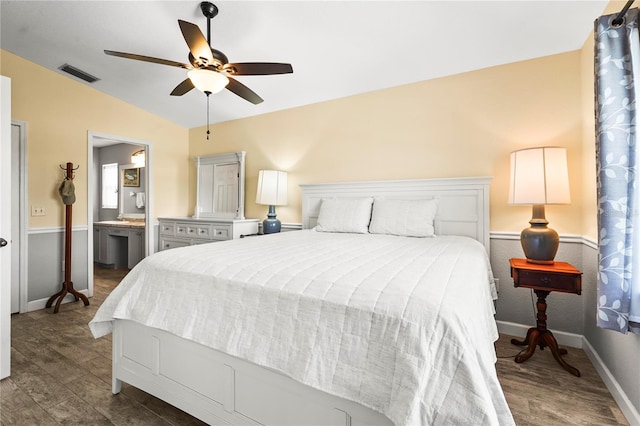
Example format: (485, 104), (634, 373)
(0, 238), (7, 248)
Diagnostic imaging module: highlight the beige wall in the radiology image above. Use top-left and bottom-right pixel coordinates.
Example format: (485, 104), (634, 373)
(0, 31), (596, 238)
(190, 51), (585, 236)
(0, 49), (191, 227)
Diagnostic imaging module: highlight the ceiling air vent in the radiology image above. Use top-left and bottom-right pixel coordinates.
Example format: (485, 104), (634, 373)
(58, 64), (100, 83)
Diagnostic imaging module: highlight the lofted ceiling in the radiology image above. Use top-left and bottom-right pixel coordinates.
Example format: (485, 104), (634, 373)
(0, 1), (609, 129)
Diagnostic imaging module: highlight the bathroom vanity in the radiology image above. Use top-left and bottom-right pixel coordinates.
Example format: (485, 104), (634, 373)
(93, 221), (145, 269)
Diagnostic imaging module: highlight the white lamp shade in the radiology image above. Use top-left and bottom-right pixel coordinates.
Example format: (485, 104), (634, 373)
(256, 170), (288, 206)
(508, 147), (570, 205)
(187, 69), (229, 94)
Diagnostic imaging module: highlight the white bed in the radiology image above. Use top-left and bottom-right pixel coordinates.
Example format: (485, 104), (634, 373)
(89, 177), (515, 426)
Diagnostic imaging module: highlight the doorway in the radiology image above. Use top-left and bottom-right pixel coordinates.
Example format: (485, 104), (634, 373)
(87, 132), (153, 295)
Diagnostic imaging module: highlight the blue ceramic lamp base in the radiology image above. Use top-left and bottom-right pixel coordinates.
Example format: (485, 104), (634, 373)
(521, 205), (559, 264)
(263, 205), (281, 234)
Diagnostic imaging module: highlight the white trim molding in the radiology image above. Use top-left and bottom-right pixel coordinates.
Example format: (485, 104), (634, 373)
(490, 231), (591, 246)
(257, 222), (303, 233)
(12, 120), (28, 314)
(582, 338), (640, 426)
(27, 289), (89, 312)
(496, 320), (583, 349)
(28, 225), (89, 235)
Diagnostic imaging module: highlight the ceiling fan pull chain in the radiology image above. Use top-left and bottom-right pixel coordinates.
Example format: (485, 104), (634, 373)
(206, 92), (211, 140)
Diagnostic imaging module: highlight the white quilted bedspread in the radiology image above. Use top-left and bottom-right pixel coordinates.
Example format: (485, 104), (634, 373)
(89, 230), (514, 426)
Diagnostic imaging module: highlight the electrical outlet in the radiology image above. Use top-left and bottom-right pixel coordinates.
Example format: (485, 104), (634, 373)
(31, 206), (45, 216)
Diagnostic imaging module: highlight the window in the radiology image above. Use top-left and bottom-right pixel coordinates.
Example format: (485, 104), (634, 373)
(101, 163), (118, 209)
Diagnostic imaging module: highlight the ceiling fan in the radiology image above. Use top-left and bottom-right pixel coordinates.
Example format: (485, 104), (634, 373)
(104, 1), (293, 106)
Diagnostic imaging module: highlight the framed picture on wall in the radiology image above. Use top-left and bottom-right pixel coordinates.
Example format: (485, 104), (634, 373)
(123, 168), (140, 187)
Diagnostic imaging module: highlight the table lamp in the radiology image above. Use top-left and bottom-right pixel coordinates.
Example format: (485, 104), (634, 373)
(508, 147), (570, 264)
(256, 170), (288, 234)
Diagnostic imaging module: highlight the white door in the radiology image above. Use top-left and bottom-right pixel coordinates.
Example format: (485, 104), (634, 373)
(1, 76), (12, 379)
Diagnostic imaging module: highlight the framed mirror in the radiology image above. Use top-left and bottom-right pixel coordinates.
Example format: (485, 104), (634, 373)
(194, 151), (246, 219)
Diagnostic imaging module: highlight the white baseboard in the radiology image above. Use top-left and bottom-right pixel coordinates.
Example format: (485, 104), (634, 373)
(27, 289), (89, 312)
(496, 320), (639, 425)
(581, 337), (640, 426)
(496, 320), (583, 348)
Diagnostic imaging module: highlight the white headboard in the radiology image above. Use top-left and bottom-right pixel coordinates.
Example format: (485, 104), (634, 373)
(300, 177), (492, 254)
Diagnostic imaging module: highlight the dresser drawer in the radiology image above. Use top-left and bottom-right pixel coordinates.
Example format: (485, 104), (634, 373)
(194, 225), (211, 239)
(515, 269), (581, 294)
(175, 223), (212, 240)
(175, 223), (190, 237)
(187, 225), (211, 239)
(160, 237), (191, 251)
(108, 227), (128, 236)
(211, 225), (230, 240)
(160, 222), (176, 236)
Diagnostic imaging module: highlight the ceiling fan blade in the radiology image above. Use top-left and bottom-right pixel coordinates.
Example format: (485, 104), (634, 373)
(104, 50), (190, 69)
(223, 62), (293, 76)
(178, 20), (214, 66)
(226, 77), (264, 104)
(170, 78), (195, 96)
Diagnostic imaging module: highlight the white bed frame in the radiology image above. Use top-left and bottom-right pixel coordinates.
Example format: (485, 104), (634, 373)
(111, 177), (492, 425)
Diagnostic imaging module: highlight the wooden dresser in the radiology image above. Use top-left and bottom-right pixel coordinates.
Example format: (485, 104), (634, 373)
(158, 217), (259, 251)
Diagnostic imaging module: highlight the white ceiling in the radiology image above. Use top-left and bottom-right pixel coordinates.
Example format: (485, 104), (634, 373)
(0, 1), (609, 129)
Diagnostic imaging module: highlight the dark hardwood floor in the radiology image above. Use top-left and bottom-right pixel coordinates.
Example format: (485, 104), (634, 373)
(0, 266), (629, 425)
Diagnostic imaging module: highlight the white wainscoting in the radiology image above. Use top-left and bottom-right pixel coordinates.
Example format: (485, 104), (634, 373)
(496, 320), (584, 349)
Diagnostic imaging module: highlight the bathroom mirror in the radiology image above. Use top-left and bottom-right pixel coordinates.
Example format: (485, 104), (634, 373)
(194, 151), (246, 219)
(119, 163), (145, 219)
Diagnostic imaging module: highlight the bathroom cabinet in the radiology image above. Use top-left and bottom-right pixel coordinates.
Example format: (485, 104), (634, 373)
(94, 222), (146, 269)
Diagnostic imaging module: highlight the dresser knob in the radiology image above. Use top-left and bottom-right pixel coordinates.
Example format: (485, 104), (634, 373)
(540, 276), (551, 285)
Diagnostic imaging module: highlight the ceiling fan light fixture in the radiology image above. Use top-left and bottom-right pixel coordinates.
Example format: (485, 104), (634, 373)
(188, 69), (229, 94)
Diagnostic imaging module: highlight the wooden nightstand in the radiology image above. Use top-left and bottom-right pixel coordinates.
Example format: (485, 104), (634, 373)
(509, 258), (582, 377)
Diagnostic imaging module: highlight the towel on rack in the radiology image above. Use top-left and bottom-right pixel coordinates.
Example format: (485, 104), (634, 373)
(136, 192), (145, 209)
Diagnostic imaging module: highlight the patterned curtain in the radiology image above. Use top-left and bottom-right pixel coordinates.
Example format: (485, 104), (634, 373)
(595, 8), (640, 334)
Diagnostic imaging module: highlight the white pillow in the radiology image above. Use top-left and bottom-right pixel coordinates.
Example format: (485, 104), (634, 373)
(369, 198), (439, 237)
(315, 197), (373, 234)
